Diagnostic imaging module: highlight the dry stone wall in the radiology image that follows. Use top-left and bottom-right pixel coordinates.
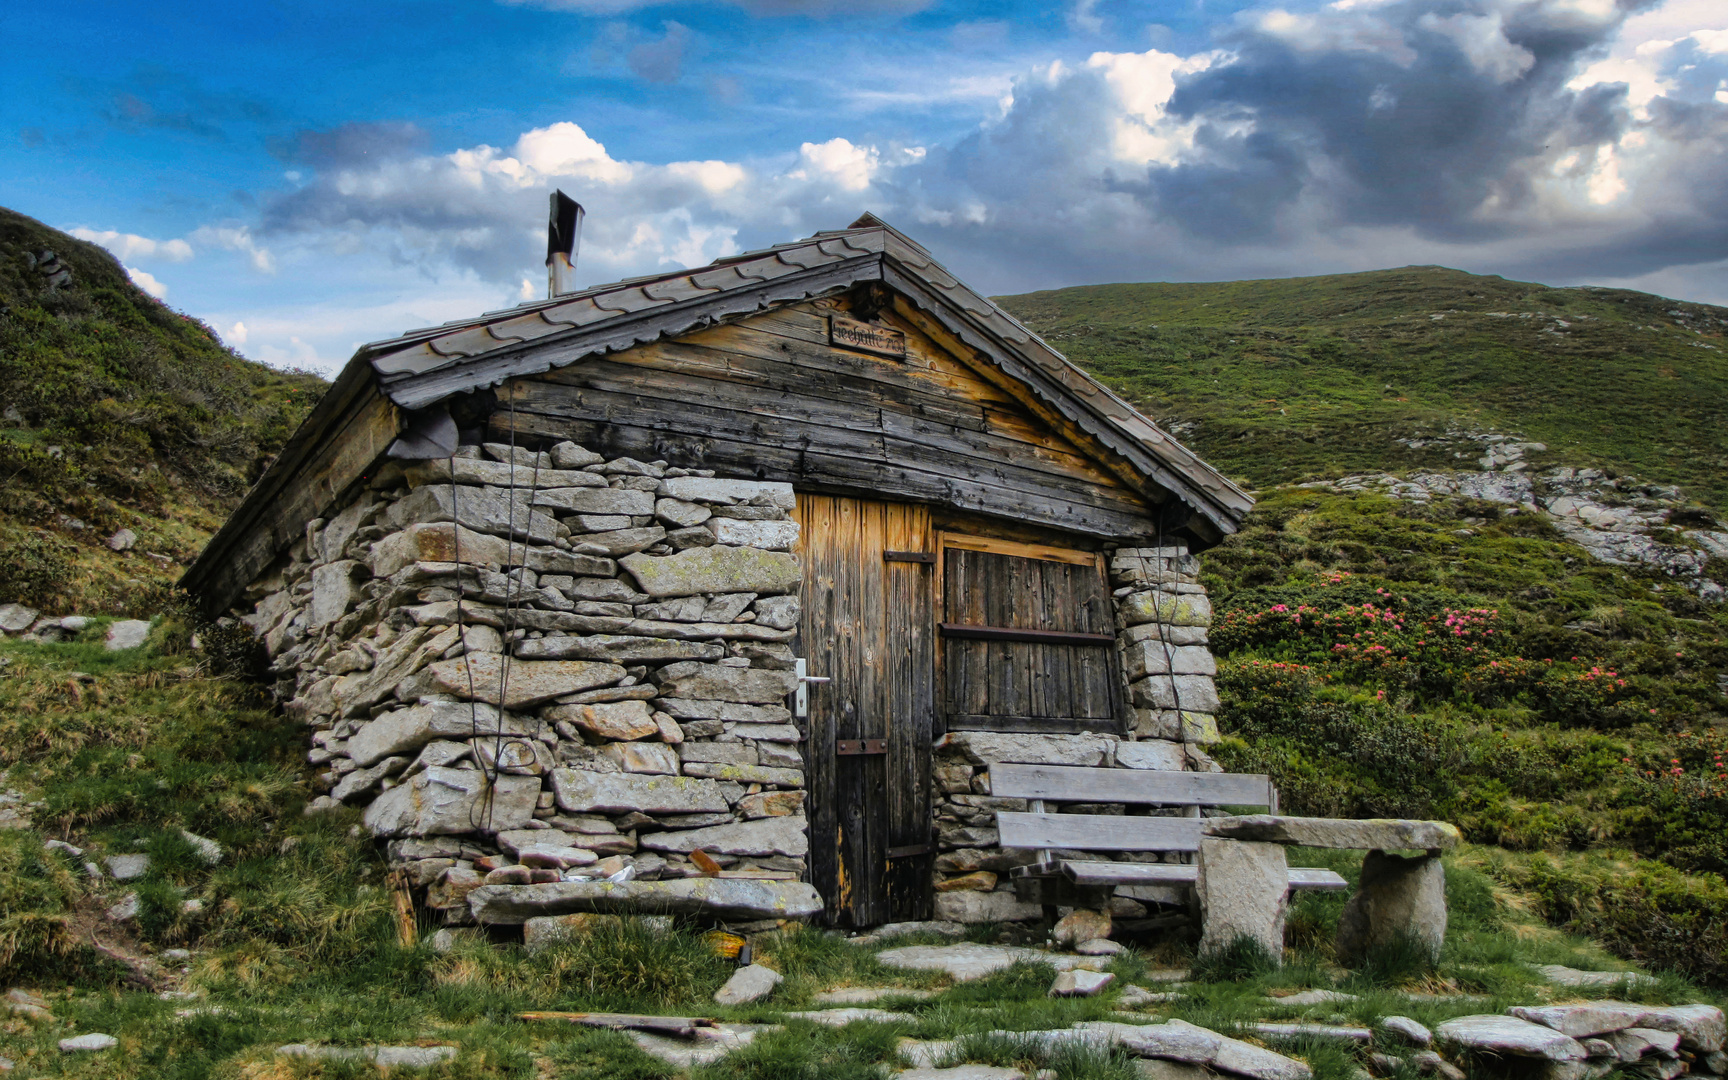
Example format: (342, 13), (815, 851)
(927, 543), (1223, 924)
(237, 440), (809, 926)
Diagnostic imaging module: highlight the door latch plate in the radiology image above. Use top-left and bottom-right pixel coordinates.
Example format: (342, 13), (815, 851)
(835, 738), (887, 756)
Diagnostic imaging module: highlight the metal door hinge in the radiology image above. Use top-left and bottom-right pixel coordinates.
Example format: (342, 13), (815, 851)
(882, 550), (935, 564)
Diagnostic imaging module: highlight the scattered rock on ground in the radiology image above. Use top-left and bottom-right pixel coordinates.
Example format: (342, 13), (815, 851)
(1250, 1022), (1371, 1044)
(876, 944), (1105, 982)
(105, 893), (140, 923)
(895, 1068), (1025, 1080)
(848, 920), (965, 946)
(59, 1034), (119, 1052)
(714, 963), (783, 1005)
(277, 1044), (458, 1067)
(1118, 985), (1181, 1008)
(1532, 965), (1655, 990)
(1380, 1016), (1433, 1047)
(0, 605), (38, 634)
(1409, 1050), (1466, 1079)
(1267, 989), (1358, 1007)
(629, 1024), (774, 1068)
(1108, 1018), (1313, 1080)
(1509, 1002), (1651, 1039)
(1076, 938), (1123, 956)
(1051, 970), (1115, 997)
(107, 529), (137, 552)
(811, 987), (936, 1005)
(104, 620), (152, 651)
(782, 1008), (916, 1026)
(106, 854), (150, 881)
(1052, 908), (1111, 947)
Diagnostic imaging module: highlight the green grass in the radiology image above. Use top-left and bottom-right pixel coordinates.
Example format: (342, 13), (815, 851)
(999, 266), (1728, 507)
(0, 206), (325, 615)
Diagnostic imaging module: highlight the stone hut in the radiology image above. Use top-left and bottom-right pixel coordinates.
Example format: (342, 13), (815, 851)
(182, 215), (1252, 931)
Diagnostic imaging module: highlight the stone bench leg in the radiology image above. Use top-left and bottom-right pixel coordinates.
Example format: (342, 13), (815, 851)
(1336, 849), (1446, 967)
(1196, 836), (1287, 964)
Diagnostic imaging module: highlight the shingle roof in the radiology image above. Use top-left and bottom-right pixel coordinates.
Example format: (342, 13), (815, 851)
(355, 215), (1252, 532)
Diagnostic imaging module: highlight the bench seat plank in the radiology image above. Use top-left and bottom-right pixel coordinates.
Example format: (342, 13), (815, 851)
(1058, 860), (1347, 891)
(989, 764), (1274, 808)
(997, 812), (1202, 852)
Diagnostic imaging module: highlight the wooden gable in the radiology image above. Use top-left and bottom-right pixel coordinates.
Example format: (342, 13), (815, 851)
(489, 292), (1158, 541)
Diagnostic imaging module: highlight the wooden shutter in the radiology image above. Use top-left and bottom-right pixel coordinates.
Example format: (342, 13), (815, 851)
(940, 537), (1120, 734)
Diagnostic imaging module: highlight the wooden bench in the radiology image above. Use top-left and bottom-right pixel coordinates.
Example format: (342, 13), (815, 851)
(988, 763), (1347, 915)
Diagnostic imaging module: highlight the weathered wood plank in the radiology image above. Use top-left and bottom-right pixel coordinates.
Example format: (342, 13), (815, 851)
(989, 765), (1276, 808)
(1057, 861), (1348, 890)
(996, 812), (1202, 853)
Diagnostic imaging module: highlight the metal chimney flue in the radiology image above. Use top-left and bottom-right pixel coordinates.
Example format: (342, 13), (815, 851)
(546, 190), (585, 298)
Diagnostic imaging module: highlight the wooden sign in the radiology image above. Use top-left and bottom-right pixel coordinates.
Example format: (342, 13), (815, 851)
(829, 314), (906, 358)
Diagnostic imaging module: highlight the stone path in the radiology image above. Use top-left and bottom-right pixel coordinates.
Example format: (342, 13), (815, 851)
(875, 943), (1108, 982)
(1532, 964), (1657, 989)
(628, 1023), (778, 1068)
(277, 1044), (457, 1067)
(812, 986), (937, 1005)
(784, 1008), (918, 1026)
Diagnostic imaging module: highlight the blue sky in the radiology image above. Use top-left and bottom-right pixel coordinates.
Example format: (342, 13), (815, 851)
(5, 0), (1726, 373)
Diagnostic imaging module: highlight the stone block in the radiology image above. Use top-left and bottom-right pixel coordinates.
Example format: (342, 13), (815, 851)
(1121, 642), (1217, 680)
(310, 561), (365, 627)
(939, 731), (1116, 767)
(620, 546), (800, 598)
(641, 816), (808, 857)
(551, 768), (731, 814)
(1117, 591), (1213, 628)
(570, 526), (666, 557)
(1113, 1018), (1312, 1080)
(681, 761), (802, 786)
(681, 742), (759, 767)
(1634, 1005), (1725, 1053)
(362, 767), (540, 837)
(656, 661), (797, 704)
(933, 889), (1042, 923)
(406, 456), (605, 491)
(935, 871), (998, 892)
(601, 742), (680, 774)
(331, 626), (461, 717)
(1196, 837), (1288, 963)
(1127, 675), (1222, 713)
(1507, 1003), (1651, 1041)
(1121, 621), (1210, 647)
(1115, 740), (1186, 770)
(657, 699), (792, 724)
(708, 518), (799, 549)
(655, 498), (712, 528)
(466, 877), (823, 923)
(1336, 850), (1447, 966)
(1050, 969), (1115, 997)
(751, 595), (799, 630)
(523, 912), (622, 952)
(757, 743), (803, 769)
(426, 653), (626, 708)
(389, 484), (559, 543)
(659, 477), (795, 508)
(728, 723), (801, 742)
(1203, 816), (1462, 851)
(350, 700), (526, 766)
(546, 700), (659, 741)
(531, 487), (656, 516)
(737, 790), (804, 818)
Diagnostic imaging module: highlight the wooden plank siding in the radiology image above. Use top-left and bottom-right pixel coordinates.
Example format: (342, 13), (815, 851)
(488, 301), (1161, 543)
(795, 496), (935, 927)
(939, 539), (1119, 734)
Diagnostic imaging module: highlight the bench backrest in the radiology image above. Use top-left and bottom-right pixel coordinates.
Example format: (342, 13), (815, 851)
(997, 811), (1201, 852)
(989, 764), (1276, 809)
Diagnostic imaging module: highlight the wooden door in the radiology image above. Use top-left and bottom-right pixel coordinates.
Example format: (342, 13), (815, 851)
(939, 536), (1120, 733)
(796, 496), (936, 928)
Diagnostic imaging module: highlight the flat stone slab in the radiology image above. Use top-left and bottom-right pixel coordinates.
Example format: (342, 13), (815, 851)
(1532, 964), (1657, 989)
(1118, 985), (1183, 1008)
(783, 1008), (916, 1026)
(467, 878), (823, 923)
(1099, 1019), (1313, 1080)
(898, 1038), (960, 1069)
(1510, 1002), (1651, 1039)
(59, 1034), (118, 1052)
(1434, 1015), (1588, 1061)
(630, 1023), (776, 1068)
(1629, 1005), (1725, 1053)
(716, 963), (783, 1005)
(1266, 989), (1358, 1007)
(1250, 1022), (1372, 1044)
(1201, 815), (1461, 851)
(1050, 970), (1115, 997)
(875, 944), (1106, 982)
(813, 987), (937, 1005)
(895, 1068), (1025, 1080)
(278, 1044), (458, 1067)
(1380, 1016), (1433, 1048)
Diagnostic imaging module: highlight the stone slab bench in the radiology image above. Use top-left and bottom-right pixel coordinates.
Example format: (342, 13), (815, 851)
(1199, 815), (1461, 967)
(986, 764), (1345, 914)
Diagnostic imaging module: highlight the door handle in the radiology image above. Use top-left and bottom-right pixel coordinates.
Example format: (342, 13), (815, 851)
(793, 658), (829, 718)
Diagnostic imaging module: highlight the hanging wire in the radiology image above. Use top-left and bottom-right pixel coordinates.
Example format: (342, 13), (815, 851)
(451, 461), (495, 834)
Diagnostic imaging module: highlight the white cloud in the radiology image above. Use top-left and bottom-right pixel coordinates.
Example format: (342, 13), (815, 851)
(789, 138), (879, 191)
(191, 226), (276, 273)
(125, 265), (168, 299)
(226, 320), (248, 346)
(1416, 12), (1535, 85)
(69, 228), (193, 263)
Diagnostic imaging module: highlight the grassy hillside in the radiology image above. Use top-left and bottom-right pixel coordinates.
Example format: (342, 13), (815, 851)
(0, 207), (324, 615)
(1003, 270), (1728, 983)
(1001, 267), (1728, 507)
